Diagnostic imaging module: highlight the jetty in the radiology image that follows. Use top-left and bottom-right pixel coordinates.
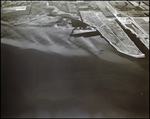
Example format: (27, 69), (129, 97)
(80, 11), (145, 58)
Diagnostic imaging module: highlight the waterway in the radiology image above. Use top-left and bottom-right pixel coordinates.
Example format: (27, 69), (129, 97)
(1, 23), (149, 118)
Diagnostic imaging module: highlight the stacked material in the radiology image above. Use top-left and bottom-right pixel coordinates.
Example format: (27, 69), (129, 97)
(80, 11), (145, 58)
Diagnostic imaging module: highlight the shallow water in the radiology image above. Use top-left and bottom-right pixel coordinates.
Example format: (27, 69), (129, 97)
(1, 25), (149, 118)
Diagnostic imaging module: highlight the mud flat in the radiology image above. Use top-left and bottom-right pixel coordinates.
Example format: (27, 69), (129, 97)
(80, 11), (145, 58)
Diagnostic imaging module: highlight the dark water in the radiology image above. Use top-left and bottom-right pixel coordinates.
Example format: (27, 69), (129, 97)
(1, 25), (149, 118)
